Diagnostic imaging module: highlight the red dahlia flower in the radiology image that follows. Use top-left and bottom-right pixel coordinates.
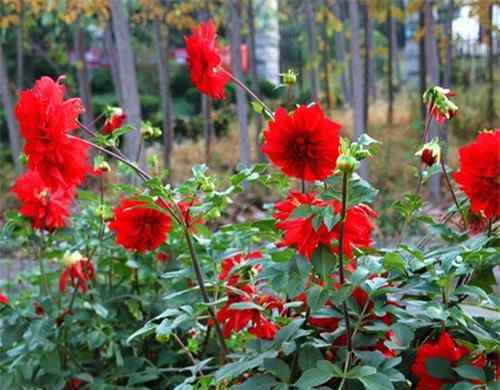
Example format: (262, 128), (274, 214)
(0, 291), (8, 305)
(102, 108), (127, 134)
(185, 20), (230, 100)
(411, 331), (472, 390)
(274, 192), (376, 259)
(453, 130), (499, 219)
(262, 104), (341, 181)
(15, 76), (91, 188)
(219, 251), (262, 286)
(12, 170), (74, 230)
(59, 252), (95, 293)
(216, 284), (282, 340)
(109, 198), (172, 253)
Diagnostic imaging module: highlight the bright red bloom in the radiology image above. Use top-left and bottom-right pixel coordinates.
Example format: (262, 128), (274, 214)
(12, 170), (74, 230)
(219, 251), (262, 286)
(185, 20), (230, 100)
(262, 105), (341, 181)
(411, 331), (470, 390)
(109, 198), (172, 253)
(216, 284), (282, 340)
(15, 76), (91, 188)
(156, 252), (170, 263)
(274, 192), (376, 259)
(33, 301), (45, 316)
(0, 291), (8, 305)
(453, 130), (500, 219)
(102, 109), (127, 134)
(65, 378), (82, 390)
(59, 255), (96, 294)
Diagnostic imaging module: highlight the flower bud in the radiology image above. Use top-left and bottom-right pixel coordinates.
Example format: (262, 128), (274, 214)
(93, 160), (111, 176)
(415, 140), (441, 167)
(155, 333), (170, 343)
(336, 154), (358, 173)
(62, 251), (85, 266)
(422, 86), (458, 124)
(281, 69), (298, 86)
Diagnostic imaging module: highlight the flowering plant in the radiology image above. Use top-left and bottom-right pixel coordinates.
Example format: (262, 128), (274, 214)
(0, 20), (498, 390)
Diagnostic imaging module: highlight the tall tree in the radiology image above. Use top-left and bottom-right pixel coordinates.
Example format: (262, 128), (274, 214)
(305, 0), (319, 101)
(16, 1), (23, 89)
(486, 3), (496, 127)
(387, 5), (394, 125)
(109, 0), (143, 164)
(424, 0), (441, 202)
(443, 0), (453, 89)
(74, 18), (95, 131)
(321, 1), (332, 110)
(104, 24), (123, 107)
(0, 44), (22, 173)
(349, 0), (367, 177)
(363, 2), (373, 129)
(229, 0), (251, 167)
(248, 0), (265, 161)
(153, 18), (175, 171)
(418, 9), (427, 122)
(332, 1), (351, 105)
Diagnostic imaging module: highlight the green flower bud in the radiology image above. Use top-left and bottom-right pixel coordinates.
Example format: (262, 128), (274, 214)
(336, 154), (358, 173)
(281, 69), (298, 86)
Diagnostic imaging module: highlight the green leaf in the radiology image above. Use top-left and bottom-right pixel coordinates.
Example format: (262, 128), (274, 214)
(312, 245), (336, 281)
(236, 374), (278, 390)
(448, 382), (476, 390)
(215, 351), (278, 382)
(229, 302), (263, 311)
(453, 365), (485, 382)
(383, 253), (406, 274)
(298, 346), (323, 371)
(329, 285), (353, 306)
(294, 368), (333, 389)
(306, 285), (328, 312)
(40, 350), (61, 374)
(425, 358), (455, 380)
(264, 358), (291, 382)
(251, 101), (264, 114)
(358, 373), (394, 390)
(347, 366), (377, 378)
(287, 256), (311, 297)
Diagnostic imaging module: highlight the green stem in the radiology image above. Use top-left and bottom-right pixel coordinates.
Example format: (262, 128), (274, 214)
(338, 171), (353, 358)
(184, 230), (228, 362)
(440, 159), (467, 229)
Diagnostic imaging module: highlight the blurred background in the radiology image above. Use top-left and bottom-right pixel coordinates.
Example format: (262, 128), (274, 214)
(0, 0), (498, 242)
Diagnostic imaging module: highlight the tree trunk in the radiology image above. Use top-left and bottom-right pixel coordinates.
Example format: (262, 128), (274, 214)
(0, 44), (22, 173)
(248, 0), (265, 162)
(74, 19), (95, 131)
(153, 19), (174, 171)
(305, 0), (319, 102)
(419, 10), (427, 122)
(363, 4), (372, 129)
(321, 2), (332, 110)
(391, 13), (401, 88)
(109, 0), (143, 164)
(229, 0), (251, 167)
(349, 0), (367, 178)
(387, 6), (394, 125)
(424, 0), (441, 202)
(487, 3), (496, 127)
(104, 23), (123, 107)
(16, 1), (23, 90)
(332, 1), (351, 105)
(444, 0), (453, 88)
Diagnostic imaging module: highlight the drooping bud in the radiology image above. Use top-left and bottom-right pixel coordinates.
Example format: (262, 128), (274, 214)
(62, 251), (85, 267)
(141, 121), (162, 139)
(336, 154), (358, 174)
(93, 160), (111, 176)
(422, 86), (458, 124)
(415, 139), (441, 167)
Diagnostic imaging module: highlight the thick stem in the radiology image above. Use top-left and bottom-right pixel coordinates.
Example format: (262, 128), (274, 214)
(68, 278), (81, 313)
(338, 171), (353, 359)
(183, 230), (228, 361)
(223, 68), (274, 118)
(440, 159), (467, 228)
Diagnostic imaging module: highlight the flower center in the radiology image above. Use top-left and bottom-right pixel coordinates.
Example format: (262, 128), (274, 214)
(292, 136), (314, 159)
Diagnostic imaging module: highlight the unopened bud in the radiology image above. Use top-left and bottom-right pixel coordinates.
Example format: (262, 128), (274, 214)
(63, 251), (84, 266)
(336, 154), (358, 173)
(281, 69), (298, 86)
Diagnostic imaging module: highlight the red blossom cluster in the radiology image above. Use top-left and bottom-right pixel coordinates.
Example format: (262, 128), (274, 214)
(273, 191), (377, 260)
(101, 108), (127, 134)
(411, 331), (490, 389)
(0, 290), (8, 305)
(12, 76), (92, 230)
(216, 252), (284, 340)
